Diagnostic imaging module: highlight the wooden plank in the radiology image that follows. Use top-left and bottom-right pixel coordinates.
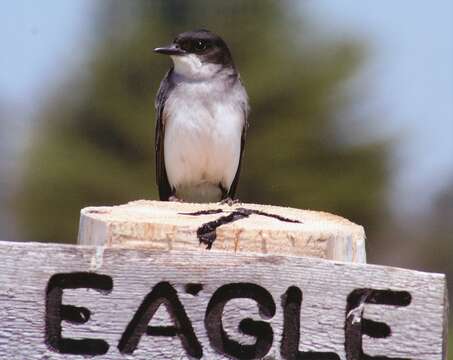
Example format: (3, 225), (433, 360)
(78, 200), (367, 262)
(0, 241), (447, 359)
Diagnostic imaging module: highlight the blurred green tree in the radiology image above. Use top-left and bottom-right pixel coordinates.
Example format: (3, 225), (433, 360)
(15, 0), (387, 243)
(414, 181), (453, 330)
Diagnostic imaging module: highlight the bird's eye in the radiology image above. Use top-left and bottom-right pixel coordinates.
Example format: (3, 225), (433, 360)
(193, 40), (208, 51)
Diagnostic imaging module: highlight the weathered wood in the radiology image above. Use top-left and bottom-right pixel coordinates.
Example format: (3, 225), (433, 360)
(78, 200), (366, 262)
(0, 241), (447, 359)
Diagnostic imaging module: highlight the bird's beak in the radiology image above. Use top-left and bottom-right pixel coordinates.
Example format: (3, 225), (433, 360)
(154, 44), (186, 56)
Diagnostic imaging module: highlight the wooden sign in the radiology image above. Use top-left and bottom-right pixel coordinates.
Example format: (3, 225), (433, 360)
(0, 241), (447, 359)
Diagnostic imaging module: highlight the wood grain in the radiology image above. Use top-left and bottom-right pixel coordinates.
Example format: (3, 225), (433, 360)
(78, 200), (366, 263)
(0, 241), (447, 359)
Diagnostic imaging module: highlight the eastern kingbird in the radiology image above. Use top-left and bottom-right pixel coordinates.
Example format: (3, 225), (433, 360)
(154, 29), (249, 203)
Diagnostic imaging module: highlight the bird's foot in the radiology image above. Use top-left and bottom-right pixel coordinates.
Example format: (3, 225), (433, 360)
(219, 197), (240, 206)
(168, 195), (184, 202)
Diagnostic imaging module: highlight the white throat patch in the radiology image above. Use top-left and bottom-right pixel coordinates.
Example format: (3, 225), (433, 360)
(171, 54), (221, 80)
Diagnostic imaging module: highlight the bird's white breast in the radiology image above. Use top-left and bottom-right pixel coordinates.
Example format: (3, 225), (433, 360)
(163, 76), (245, 202)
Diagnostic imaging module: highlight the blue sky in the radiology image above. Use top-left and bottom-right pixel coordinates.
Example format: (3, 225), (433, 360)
(1, 0), (452, 218)
(305, 0), (453, 215)
(0, 0), (95, 106)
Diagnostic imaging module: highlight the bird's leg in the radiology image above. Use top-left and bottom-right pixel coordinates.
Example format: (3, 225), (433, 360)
(218, 184), (240, 206)
(168, 195), (184, 202)
(167, 187), (184, 202)
(219, 197), (240, 206)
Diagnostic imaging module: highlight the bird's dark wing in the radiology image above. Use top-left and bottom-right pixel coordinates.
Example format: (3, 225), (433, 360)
(155, 68), (175, 201)
(227, 96), (249, 200)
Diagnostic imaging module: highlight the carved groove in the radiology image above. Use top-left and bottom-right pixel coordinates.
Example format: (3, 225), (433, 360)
(182, 207), (301, 249)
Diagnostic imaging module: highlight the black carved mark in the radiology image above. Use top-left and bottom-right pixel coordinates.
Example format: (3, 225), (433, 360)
(185, 283), (203, 296)
(147, 327), (178, 336)
(180, 209), (224, 216)
(118, 281), (202, 358)
(61, 304), (91, 323)
(45, 272), (113, 356)
(361, 319), (391, 338)
(205, 283), (276, 359)
(181, 207), (302, 249)
(245, 209), (301, 224)
(197, 208), (253, 249)
(345, 289), (411, 360)
(281, 286), (340, 360)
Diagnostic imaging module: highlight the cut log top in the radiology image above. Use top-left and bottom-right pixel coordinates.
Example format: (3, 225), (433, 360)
(78, 200), (366, 263)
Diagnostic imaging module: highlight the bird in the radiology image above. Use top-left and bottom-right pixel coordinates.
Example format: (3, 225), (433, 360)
(154, 29), (249, 203)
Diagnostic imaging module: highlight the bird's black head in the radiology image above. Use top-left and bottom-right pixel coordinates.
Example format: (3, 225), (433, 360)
(154, 29), (234, 70)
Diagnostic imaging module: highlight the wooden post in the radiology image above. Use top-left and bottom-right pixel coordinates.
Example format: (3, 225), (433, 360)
(78, 200), (367, 262)
(0, 200), (448, 359)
